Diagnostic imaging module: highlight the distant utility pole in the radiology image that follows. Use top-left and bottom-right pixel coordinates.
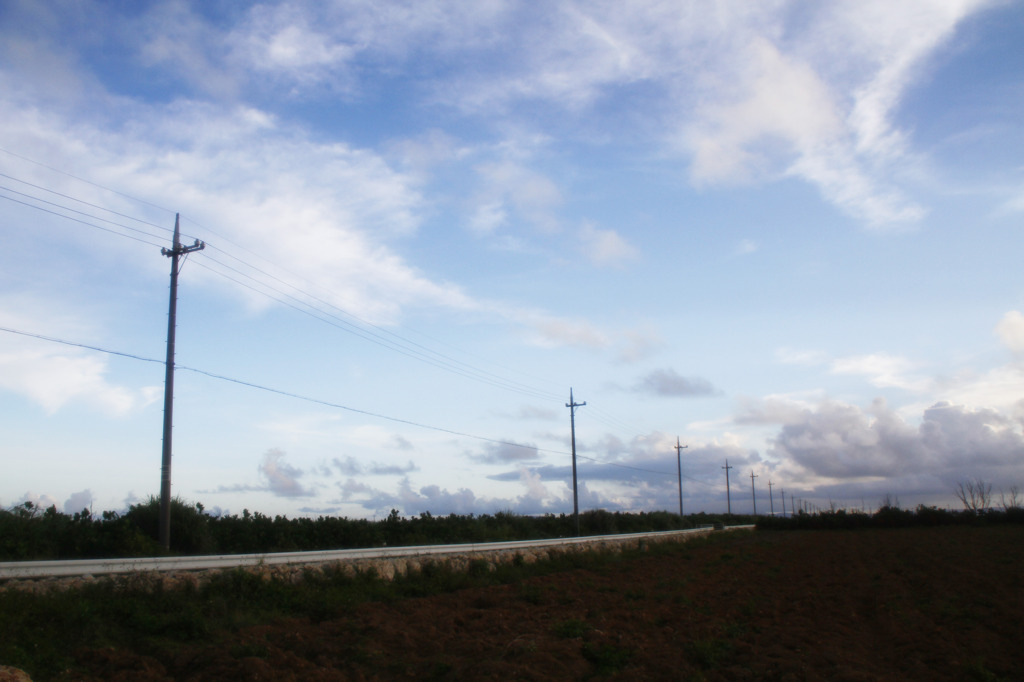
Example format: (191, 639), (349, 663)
(675, 437), (688, 517)
(779, 487), (785, 517)
(750, 471), (758, 515)
(768, 480), (775, 516)
(566, 388), (586, 537)
(159, 214), (204, 552)
(790, 494), (795, 516)
(722, 459), (733, 514)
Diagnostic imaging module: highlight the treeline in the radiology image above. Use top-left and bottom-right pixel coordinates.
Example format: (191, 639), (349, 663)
(0, 497), (750, 561)
(756, 504), (1024, 531)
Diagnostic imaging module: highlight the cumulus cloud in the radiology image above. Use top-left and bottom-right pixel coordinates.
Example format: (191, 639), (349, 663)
(15, 492), (59, 511)
(995, 311), (1024, 355)
(63, 489), (93, 515)
(259, 448), (314, 498)
(634, 368), (719, 397)
(767, 398), (1024, 482)
(358, 476), (563, 517)
(735, 396), (818, 426)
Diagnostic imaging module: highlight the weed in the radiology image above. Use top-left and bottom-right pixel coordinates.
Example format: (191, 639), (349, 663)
(517, 583), (546, 605)
(553, 618), (591, 639)
(231, 642), (269, 659)
(582, 641), (633, 673)
(722, 620), (746, 638)
(960, 659), (1005, 682)
(686, 638), (733, 670)
(672, 593), (693, 607)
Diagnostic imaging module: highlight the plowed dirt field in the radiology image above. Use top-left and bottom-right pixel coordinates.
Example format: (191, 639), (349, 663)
(59, 525), (1024, 681)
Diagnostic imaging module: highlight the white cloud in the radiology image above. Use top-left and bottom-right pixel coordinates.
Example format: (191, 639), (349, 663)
(470, 161), (563, 235)
(934, 364), (1024, 415)
(688, 37), (843, 185)
(995, 310), (1024, 354)
(7, 0), (994, 231)
(0, 298), (156, 415)
(577, 222), (638, 268)
(735, 239), (758, 255)
(830, 352), (930, 392)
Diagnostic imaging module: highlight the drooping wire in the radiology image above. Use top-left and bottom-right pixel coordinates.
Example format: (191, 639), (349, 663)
(0, 191), (166, 249)
(0, 154), (668, 463)
(0, 325), (686, 479)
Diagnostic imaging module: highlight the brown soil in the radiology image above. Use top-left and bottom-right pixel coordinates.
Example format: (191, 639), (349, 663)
(59, 526), (1024, 681)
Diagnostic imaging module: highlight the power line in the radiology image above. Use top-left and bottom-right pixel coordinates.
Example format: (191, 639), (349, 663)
(0, 146), (175, 215)
(191, 255), (559, 401)
(0, 171), (173, 234)
(0, 192), (165, 248)
(0, 325), (694, 481)
(0, 324), (557, 455)
(0, 168), (563, 402)
(0, 183), (169, 243)
(0, 154), (672, 456)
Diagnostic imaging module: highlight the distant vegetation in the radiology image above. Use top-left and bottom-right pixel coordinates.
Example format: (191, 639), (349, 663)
(756, 503), (1024, 531)
(0, 497), (749, 561)
(6, 482), (1022, 561)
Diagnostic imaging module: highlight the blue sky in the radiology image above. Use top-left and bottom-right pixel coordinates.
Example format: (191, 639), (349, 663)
(2, 0), (1023, 520)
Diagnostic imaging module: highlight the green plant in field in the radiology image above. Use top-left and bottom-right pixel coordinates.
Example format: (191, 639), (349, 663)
(517, 583), (546, 605)
(686, 638), (733, 670)
(231, 642), (269, 659)
(960, 659), (1005, 682)
(582, 641), (633, 673)
(553, 618), (591, 639)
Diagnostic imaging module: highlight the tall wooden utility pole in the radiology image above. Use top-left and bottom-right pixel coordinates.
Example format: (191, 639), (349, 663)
(566, 388), (586, 536)
(675, 437), (688, 518)
(722, 459), (733, 514)
(779, 487), (785, 517)
(750, 471), (758, 515)
(768, 480), (775, 516)
(159, 214), (204, 552)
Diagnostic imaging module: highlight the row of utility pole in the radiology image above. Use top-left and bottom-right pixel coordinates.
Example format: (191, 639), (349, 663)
(159, 215), (807, 550)
(564, 394), (803, 537)
(720, 457), (800, 517)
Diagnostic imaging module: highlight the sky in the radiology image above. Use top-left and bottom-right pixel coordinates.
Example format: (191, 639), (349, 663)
(1, 0), (1023, 521)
